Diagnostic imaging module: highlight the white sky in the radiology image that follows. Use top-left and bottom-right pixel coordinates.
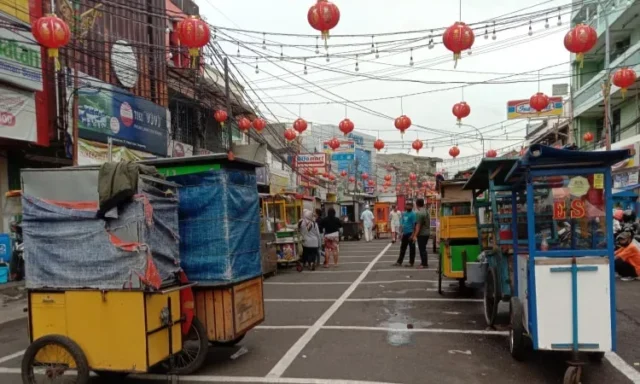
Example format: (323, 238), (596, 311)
(200, 0), (572, 172)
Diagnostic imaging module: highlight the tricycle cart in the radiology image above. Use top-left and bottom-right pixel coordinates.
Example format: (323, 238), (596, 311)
(465, 145), (633, 383)
(374, 202), (391, 239)
(437, 179), (481, 294)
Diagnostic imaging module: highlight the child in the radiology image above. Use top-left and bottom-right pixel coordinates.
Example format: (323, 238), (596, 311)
(299, 209), (321, 271)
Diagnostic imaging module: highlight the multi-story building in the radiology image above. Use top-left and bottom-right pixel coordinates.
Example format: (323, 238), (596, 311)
(375, 153), (441, 184)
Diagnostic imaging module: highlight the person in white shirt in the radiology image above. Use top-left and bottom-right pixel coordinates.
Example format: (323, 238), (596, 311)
(389, 206), (401, 244)
(360, 205), (375, 242)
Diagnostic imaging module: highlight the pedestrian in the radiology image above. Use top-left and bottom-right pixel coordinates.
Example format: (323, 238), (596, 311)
(412, 198), (430, 269)
(299, 209), (320, 271)
(360, 205), (375, 242)
(389, 205), (401, 244)
(393, 201), (417, 267)
(320, 208), (343, 267)
(315, 208), (324, 265)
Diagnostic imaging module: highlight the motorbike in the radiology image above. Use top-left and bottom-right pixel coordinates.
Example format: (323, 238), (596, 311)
(614, 210), (640, 250)
(9, 221), (24, 281)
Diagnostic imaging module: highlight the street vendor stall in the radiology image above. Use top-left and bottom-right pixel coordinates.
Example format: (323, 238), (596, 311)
(464, 145), (633, 383)
(259, 194), (279, 276)
(374, 202), (391, 239)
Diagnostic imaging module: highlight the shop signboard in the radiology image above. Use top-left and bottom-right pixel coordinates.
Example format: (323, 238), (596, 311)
(507, 97), (563, 119)
(77, 138), (156, 165)
(0, 28), (43, 91)
(323, 139), (355, 154)
(256, 167), (268, 185)
(270, 173), (289, 194)
(295, 153), (327, 174)
(69, 71), (169, 156)
(0, 84), (37, 142)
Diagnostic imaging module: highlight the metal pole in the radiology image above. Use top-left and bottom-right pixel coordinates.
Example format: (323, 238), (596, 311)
(599, 0), (612, 150)
(461, 124), (484, 154)
(71, 0), (80, 165)
(224, 58), (233, 152)
(107, 137), (113, 162)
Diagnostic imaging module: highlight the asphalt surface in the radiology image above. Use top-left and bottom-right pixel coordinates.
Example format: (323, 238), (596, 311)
(1, 239), (640, 383)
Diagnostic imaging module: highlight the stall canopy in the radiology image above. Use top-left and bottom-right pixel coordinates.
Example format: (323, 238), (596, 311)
(462, 158), (518, 192)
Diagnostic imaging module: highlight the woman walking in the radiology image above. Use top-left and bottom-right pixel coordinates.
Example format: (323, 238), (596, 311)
(299, 209), (321, 271)
(320, 208), (343, 267)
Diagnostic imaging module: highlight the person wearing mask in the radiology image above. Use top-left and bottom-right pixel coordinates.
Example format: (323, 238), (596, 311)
(320, 208), (343, 267)
(412, 198), (430, 268)
(393, 202), (417, 267)
(389, 206), (401, 244)
(360, 205), (375, 242)
(299, 209), (321, 271)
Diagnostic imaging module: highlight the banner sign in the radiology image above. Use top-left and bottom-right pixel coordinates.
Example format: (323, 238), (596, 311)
(77, 138), (156, 165)
(0, 85), (37, 142)
(69, 71), (169, 156)
(0, 28), (43, 91)
(323, 140), (355, 154)
(507, 97), (563, 119)
(295, 153), (326, 168)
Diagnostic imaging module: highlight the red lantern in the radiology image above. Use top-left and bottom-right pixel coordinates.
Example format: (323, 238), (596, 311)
(486, 149), (497, 158)
(613, 67), (637, 99)
(293, 118), (308, 134)
(32, 14), (71, 70)
(421, 181), (428, 188)
(449, 146), (460, 158)
(328, 137), (341, 151)
(237, 117), (251, 133)
(442, 22), (475, 67)
(361, 172), (369, 180)
(329, 174), (336, 181)
(348, 176), (355, 183)
(373, 139), (385, 152)
(176, 15), (210, 66)
(583, 132), (594, 142)
(409, 173), (417, 181)
(412, 139), (423, 154)
(404, 182), (410, 187)
(340, 170), (347, 178)
(367, 180), (375, 187)
(339, 118), (354, 136)
(384, 174), (392, 182)
(564, 24), (597, 68)
(307, 0), (340, 43)
(252, 118), (266, 133)
(214, 110), (228, 126)
(395, 115), (412, 137)
(322, 172), (329, 178)
(284, 128), (297, 142)
(452, 102), (471, 123)
(529, 92), (550, 113)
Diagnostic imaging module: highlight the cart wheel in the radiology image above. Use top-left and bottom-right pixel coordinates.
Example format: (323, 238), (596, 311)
(563, 366), (581, 384)
(484, 267), (500, 327)
(160, 317), (209, 375)
(21, 335), (90, 384)
(296, 263), (304, 272)
(213, 334), (245, 347)
(588, 352), (605, 363)
(437, 250), (443, 295)
(509, 297), (527, 361)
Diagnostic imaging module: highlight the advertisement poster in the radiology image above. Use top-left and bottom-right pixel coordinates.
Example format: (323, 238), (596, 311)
(323, 139), (355, 155)
(0, 85), (37, 143)
(69, 71), (169, 156)
(507, 97), (563, 119)
(0, 28), (43, 91)
(77, 138), (156, 165)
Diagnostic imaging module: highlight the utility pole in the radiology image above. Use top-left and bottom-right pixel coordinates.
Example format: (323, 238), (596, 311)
(598, 0), (612, 150)
(224, 58), (233, 156)
(71, 0), (80, 165)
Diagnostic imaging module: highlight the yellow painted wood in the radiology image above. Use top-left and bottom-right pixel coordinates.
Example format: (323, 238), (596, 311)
(439, 215), (478, 239)
(30, 293), (67, 341)
(441, 245), (464, 279)
(145, 290), (182, 367)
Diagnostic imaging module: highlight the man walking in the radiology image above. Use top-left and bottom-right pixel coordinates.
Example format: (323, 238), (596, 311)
(412, 198), (430, 268)
(393, 201), (416, 266)
(360, 205), (374, 242)
(389, 206), (401, 244)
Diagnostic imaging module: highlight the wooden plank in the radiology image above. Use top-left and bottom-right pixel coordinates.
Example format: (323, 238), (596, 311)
(213, 290), (225, 341)
(233, 277), (265, 334)
(222, 288), (234, 339)
(204, 290), (216, 341)
(194, 291), (206, 330)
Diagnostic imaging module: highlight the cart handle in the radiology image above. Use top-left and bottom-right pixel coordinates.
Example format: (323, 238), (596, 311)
(157, 282), (197, 294)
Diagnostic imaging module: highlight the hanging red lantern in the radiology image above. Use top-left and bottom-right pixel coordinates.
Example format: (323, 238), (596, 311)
(348, 176), (355, 183)
(529, 92), (550, 113)
(176, 15), (210, 67)
(442, 22), (475, 67)
(452, 102), (471, 123)
(237, 117), (251, 133)
(340, 170), (347, 178)
(449, 146), (460, 158)
(329, 174), (336, 181)
(328, 137), (341, 151)
(404, 182), (410, 187)
(395, 115), (412, 137)
(421, 181), (428, 188)
(361, 172), (369, 180)
(367, 180), (375, 187)
(252, 118), (266, 133)
(214, 110), (228, 126)
(409, 173), (417, 181)
(32, 14), (70, 70)
(384, 174), (392, 182)
(284, 128), (297, 142)
(373, 139), (385, 152)
(339, 118), (354, 136)
(322, 172), (330, 178)
(583, 132), (594, 142)
(412, 139), (424, 154)
(293, 118), (308, 134)
(307, 0), (340, 44)
(613, 67), (637, 99)
(564, 24), (597, 68)
(486, 149), (497, 158)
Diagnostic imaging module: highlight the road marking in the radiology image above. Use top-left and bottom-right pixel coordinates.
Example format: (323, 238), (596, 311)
(256, 325), (311, 329)
(334, 262), (371, 264)
(265, 298), (478, 303)
(322, 326), (509, 336)
(369, 268), (437, 272)
(605, 352), (640, 382)
(360, 280), (437, 284)
(265, 282), (352, 285)
(265, 299), (335, 302)
(267, 243), (393, 378)
(0, 350), (24, 364)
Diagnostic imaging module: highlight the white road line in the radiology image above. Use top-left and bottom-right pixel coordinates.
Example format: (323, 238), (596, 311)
(360, 280), (437, 284)
(0, 350), (24, 364)
(0, 368), (402, 384)
(267, 243), (393, 378)
(322, 326), (509, 336)
(605, 352), (640, 382)
(265, 299), (335, 302)
(346, 298), (482, 303)
(335, 262), (371, 264)
(370, 268), (437, 272)
(256, 325), (311, 329)
(265, 282), (352, 285)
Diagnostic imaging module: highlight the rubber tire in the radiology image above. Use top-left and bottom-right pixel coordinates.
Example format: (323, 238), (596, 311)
(160, 317), (209, 375)
(213, 334), (245, 347)
(563, 366), (581, 384)
(22, 335), (90, 384)
(484, 267), (500, 327)
(588, 352), (605, 363)
(509, 297), (527, 361)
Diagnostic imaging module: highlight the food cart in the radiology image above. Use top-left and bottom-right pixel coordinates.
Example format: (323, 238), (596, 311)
(374, 202), (391, 239)
(436, 180), (481, 294)
(464, 145), (633, 383)
(259, 194), (279, 276)
(19, 166), (192, 382)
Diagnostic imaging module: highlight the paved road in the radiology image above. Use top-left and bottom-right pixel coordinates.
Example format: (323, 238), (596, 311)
(1, 240), (640, 383)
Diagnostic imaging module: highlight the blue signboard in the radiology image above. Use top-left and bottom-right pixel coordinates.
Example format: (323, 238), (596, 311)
(347, 133), (364, 146)
(332, 153), (355, 161)
(70, 70), (169, 156)
(356, 148), (371, 175)
(334, 148), (371, 175)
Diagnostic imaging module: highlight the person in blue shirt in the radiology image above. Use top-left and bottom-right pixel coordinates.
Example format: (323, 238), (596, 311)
(393, 201), (417, 266)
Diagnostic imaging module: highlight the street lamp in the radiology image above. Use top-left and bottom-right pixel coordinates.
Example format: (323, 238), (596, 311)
(458, 123), (485, 155)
